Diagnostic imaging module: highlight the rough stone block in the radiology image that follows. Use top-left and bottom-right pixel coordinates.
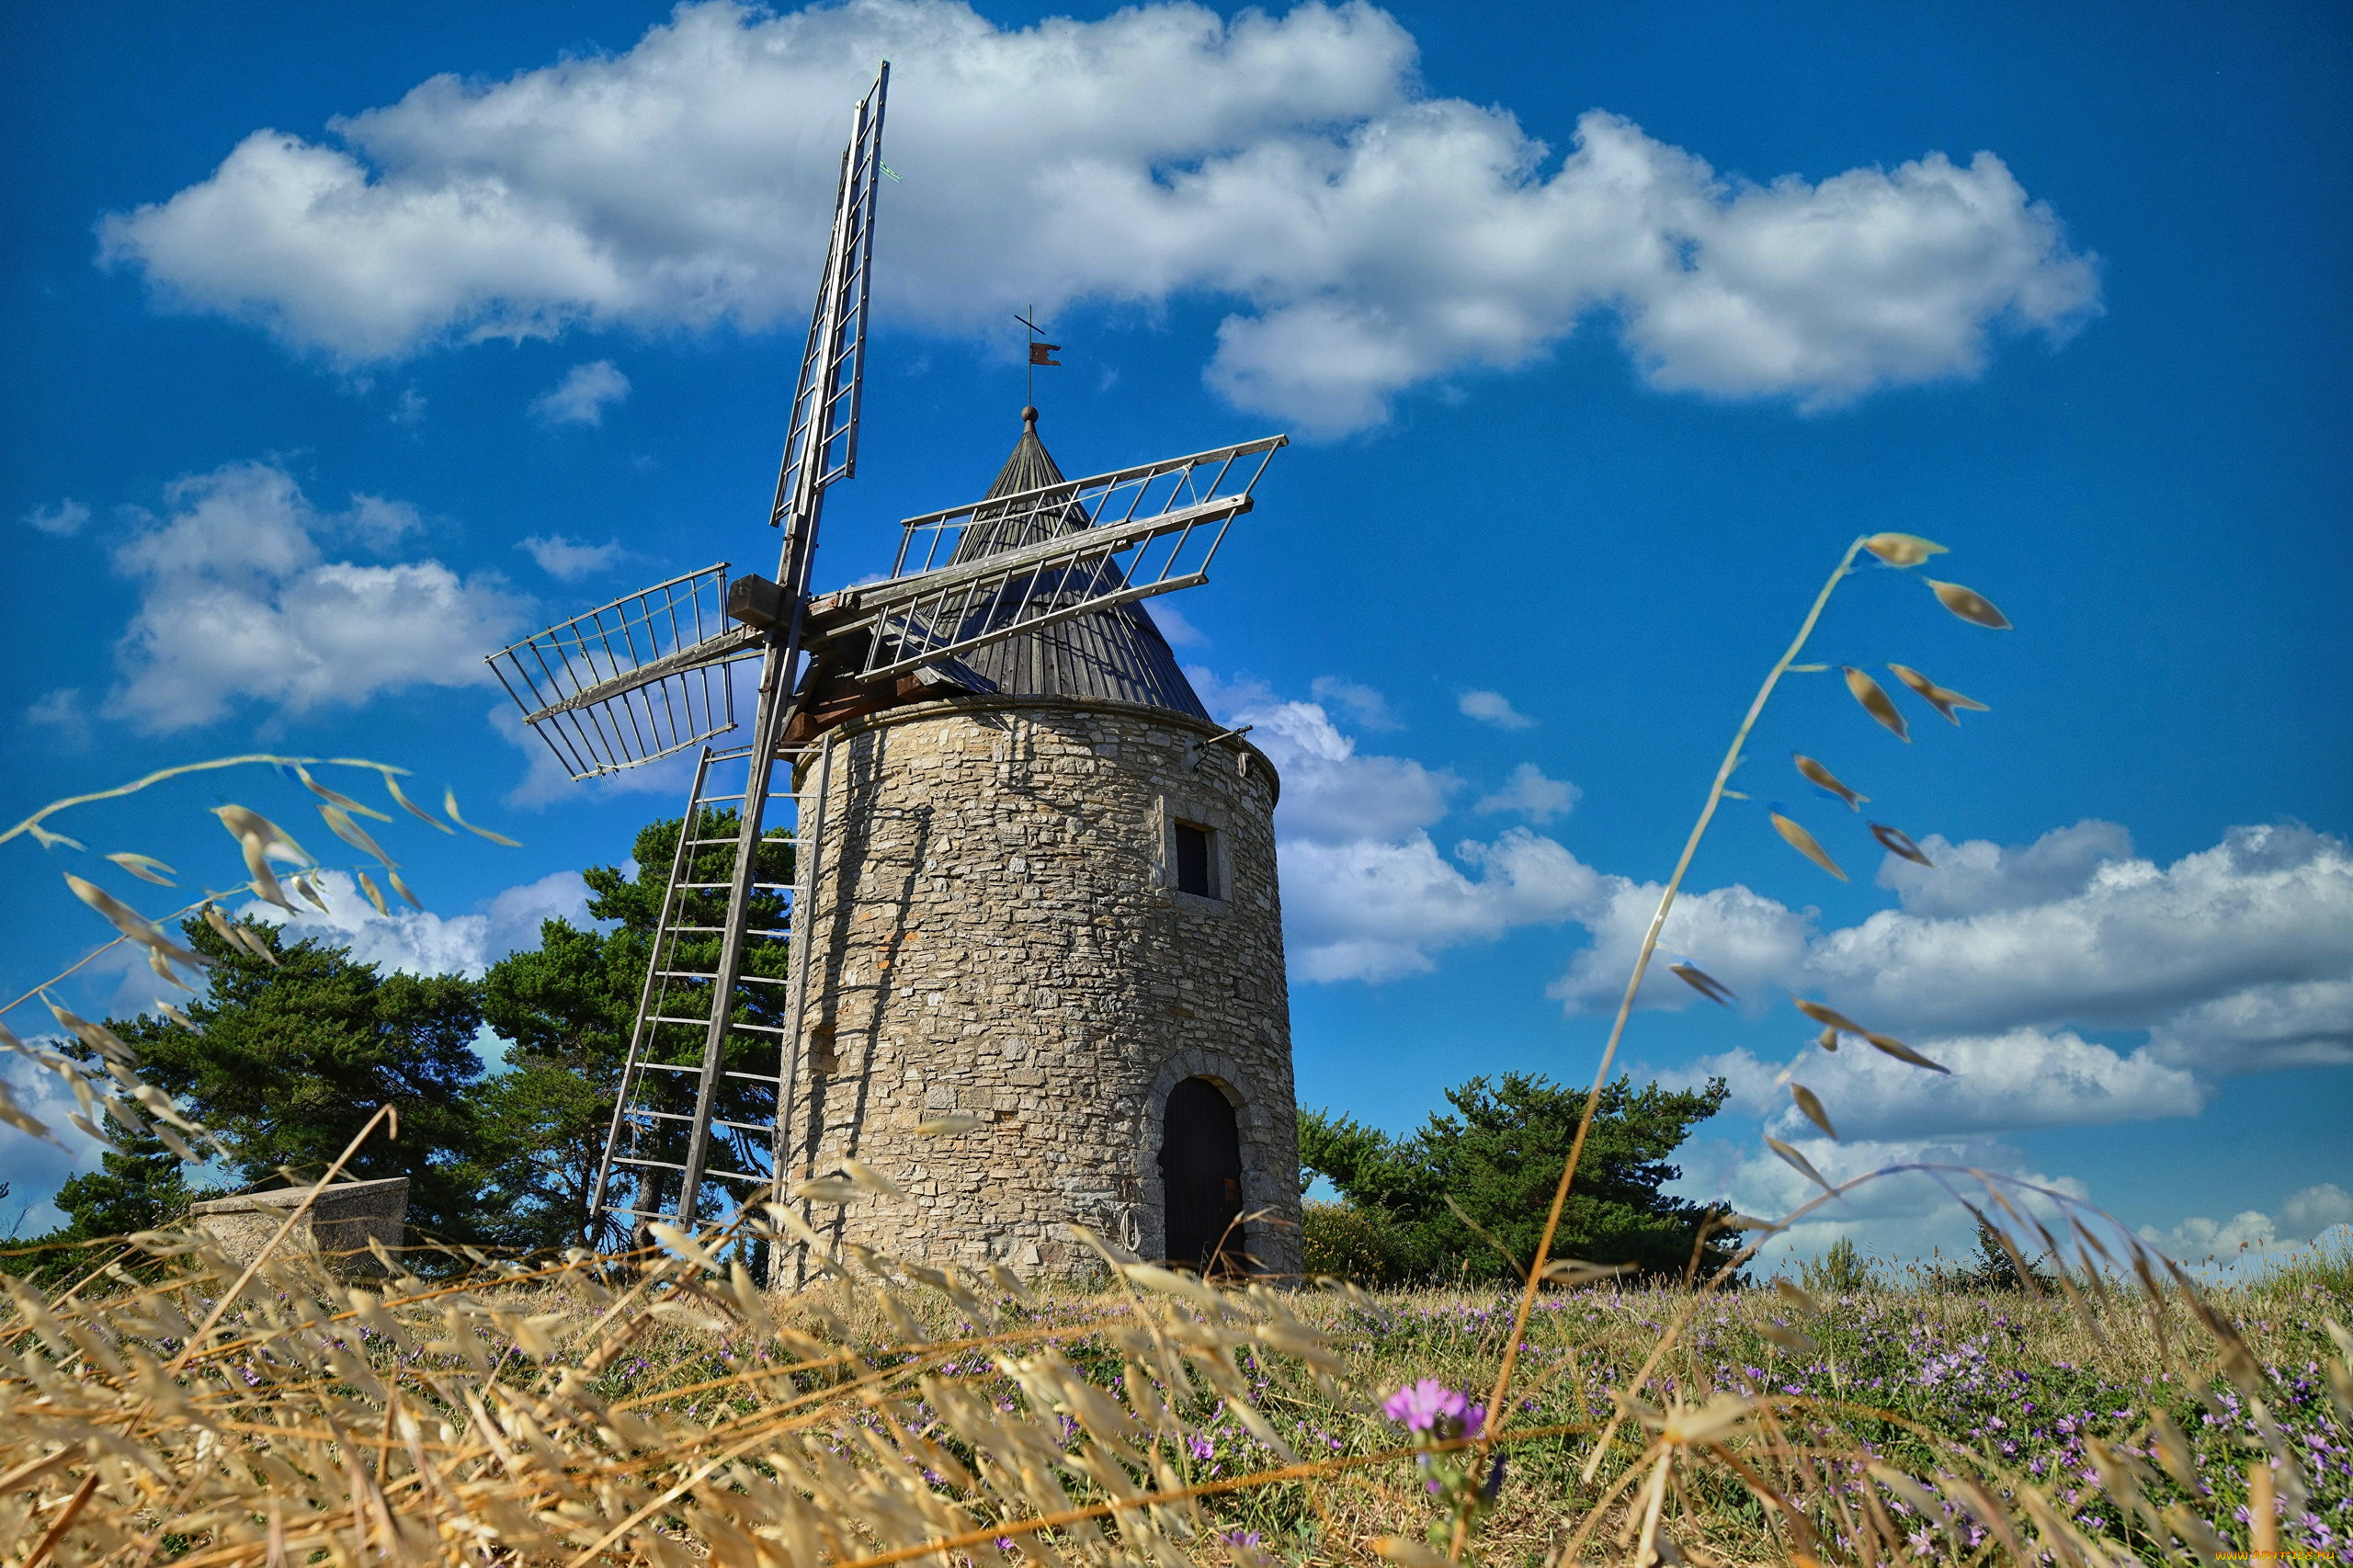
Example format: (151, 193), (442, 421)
(190, 1177), (408, 1276)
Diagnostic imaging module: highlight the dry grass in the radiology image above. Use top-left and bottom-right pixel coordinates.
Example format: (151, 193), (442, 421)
(8, 537), (2349, 1564)
(3, 1207), (2347, 1566)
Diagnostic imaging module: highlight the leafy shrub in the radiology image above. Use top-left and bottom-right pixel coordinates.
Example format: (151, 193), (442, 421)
(1300, 1200), (1403, 1285)
(1798, 1234), (1877, 1296)
(1299, 1073), (1734, 1283)
(1932, 1215), (2060, 1293)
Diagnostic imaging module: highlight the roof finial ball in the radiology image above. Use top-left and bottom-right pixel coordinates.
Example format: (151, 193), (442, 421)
(1021, 404), (1040, 427)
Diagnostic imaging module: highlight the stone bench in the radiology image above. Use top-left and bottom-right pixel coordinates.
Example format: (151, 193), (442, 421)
(190, 1176), (408, 1275)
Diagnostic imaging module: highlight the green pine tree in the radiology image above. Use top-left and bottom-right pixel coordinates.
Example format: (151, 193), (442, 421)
(1300, 1073), (1733, 1284)
(51, 1117), (191, 1240)
(109, 915), (488, 1243)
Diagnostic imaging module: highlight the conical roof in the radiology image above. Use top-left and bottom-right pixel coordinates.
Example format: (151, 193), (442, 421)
(927, 408), (1211, 721)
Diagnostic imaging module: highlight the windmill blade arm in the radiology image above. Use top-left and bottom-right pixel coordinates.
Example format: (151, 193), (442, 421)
(517, 624), (766, 724)
(856, 573), (1211, 683)
(812, 490), (1251, 680)
(770, 63), (888, 544)
(890, 433), (1286, 546)
(485, 563), (748, 779)
(812, 492), (1250, 631)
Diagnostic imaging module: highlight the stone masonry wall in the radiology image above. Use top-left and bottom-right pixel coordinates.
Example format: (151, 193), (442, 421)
(779, 696), (1300, 1282)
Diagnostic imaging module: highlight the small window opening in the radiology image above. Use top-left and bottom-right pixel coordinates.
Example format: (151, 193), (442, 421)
(1173, 821), (1216, 898)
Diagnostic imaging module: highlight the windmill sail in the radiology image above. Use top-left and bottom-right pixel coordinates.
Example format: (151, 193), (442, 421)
(486, 565), (753, 778)
(487, 63), (889, 783)
(572, 65), (891, 1234)
(503, 428), (1286, 780)
(772, 62), (888, 545)
(812, 433), (1286, 681)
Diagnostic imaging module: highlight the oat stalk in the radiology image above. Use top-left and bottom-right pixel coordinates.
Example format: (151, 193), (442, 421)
(1476, 535), (1870, 1472)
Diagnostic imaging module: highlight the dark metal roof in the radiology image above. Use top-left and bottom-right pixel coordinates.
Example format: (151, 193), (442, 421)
(929, 409), (1211, 722)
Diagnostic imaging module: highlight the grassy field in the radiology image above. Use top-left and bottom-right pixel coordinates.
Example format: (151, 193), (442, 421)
(5, 536), (2344, 1563)
(5, 1220), (2347, 1566)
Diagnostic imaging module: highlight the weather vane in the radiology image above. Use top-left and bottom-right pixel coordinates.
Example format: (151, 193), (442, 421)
(1015, 305), (1060, 409)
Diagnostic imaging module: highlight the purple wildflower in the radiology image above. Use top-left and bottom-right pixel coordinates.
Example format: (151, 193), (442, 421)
(1386, 1379), (1466, 1432)
(1383, 1380), (1485, 1437)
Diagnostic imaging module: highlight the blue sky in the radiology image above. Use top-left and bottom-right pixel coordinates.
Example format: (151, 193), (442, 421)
(5, 0), (2347, 1265)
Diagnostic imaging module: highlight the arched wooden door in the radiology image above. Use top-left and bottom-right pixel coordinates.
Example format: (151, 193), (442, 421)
(1158, 1077), (1243, 1272)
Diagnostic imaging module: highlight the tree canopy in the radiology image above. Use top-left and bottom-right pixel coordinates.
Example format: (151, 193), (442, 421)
(1299, 1072), (1734, 1283)
(49, 1121), (189, 1243)
(111, 915), (488, 1241)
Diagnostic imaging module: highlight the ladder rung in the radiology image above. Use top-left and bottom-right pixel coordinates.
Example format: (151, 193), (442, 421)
(665, 925), (724, 934)
(636, 1062), (700, 1074)
(707, 1168), (771, 1186)
(727, 1021), (789, 1036)
(698, 792), (748, 803)
(715, 1118), (779, 1134)
(648, 1014), (713, 1028)
(676, 881), (794, 891)
(721, 1070), (783, 1084)
(654, 965), (790, 979)
(614, 1156), (688, 1172)
(627, 1108), (693, 1124)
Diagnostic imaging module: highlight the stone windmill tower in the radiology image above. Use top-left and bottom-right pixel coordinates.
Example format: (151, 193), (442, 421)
(485, 66), (1302, 1280)
(779, 407), (1301, 1281)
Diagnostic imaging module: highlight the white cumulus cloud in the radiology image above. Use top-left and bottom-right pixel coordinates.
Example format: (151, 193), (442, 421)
(529, 359), (631, 426)
(2138, 1184), (2353, 1271)
(1474, 762), (1578, 824)
(20, 499), (90, 537)
(1679, 1027), (2206, 1142)
(102, 461), (527, 732)
(244, 868), (594, 979)
(518, 533), (623, 580)
(1280, 828), (1594, 983)
(1244, 697), (1460, 845)
(1197, 678), (1589, 981)
(1587, 818), (2353, 1150)
(1875, 818), (2133, 918)
(97, 0), (2098, 434)
(2145, 979), (2353, 1076)
(1552, 876), (1817, 1014)
(1809, 822), (2353, 1040)
(1458, 688), (1534, 729)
